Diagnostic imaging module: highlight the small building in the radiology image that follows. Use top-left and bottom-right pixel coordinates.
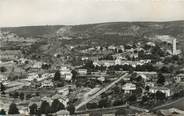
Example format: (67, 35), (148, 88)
(65, 73), (73, 81)
(149, 86), (171, 97)
(26, 73), (39, 81)
(97, 76), (105, 82)
(146, 42), (156, 47)
(41, 80), (54, 88)
(93, 60), (115, 67)
(145, 82), (154, 87)
(174, 74), (184, 83)
(32, 61), (42, 69)
(60, 66), (71, 75)
(81, 57), (89, 61)
(122, 83), (136, 94)
(78, 69), (88, 75)
(108, 45), (116, 50)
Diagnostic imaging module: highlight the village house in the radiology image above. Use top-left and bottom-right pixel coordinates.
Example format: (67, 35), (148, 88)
(81, 56), (89, 61)
(41, 79), (54, 88)
(108, 45), (116, 50)
(60, 66), (73, 81)
(149, 86), (171, 97)
(174, 74), (184, 83)
(145, 82), (155, 87)
(0, 74), (7, 82)
(32, 61), (42, 69)
(26, 72), (39, 81)
(65, 73), (73, 81)
(78, 69), (88, 75)
(93, 60), (115, 67)
(122, 83), (136, 94)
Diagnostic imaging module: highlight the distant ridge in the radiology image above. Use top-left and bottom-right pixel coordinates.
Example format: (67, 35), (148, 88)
(1, 21), (184, 39)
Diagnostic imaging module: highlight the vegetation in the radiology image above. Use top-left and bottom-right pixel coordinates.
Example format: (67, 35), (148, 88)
(8, 103), (19, 114)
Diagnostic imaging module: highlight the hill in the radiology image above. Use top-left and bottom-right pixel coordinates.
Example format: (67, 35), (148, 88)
(1, 25), (64, 38)
(1, 21), (184, 40)
(1, 21), (184, 64)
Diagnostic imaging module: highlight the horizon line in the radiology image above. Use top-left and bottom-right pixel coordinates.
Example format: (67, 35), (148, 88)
(1, 20), (184, 28)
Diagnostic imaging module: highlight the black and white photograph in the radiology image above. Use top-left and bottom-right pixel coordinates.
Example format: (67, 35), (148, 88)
(1, 0), (184, 115)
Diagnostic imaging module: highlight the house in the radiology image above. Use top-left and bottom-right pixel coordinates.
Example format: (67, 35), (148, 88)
(129, 53), (138, 59)
(122, 83), (136, 94)
(65, 73), (73, 81)
(136, 73), (148, 81)
(0, 74), (7, 82)
(120, 45), (125, 51)
(26, 73), (39, 81)
(115, 58), (122, 65)
(18, 58), (29, 64)
(174, 74), (184, 83)
(78, 69), (88, 75)
(41, 80), (53, 88)
(146, 42), (156, 47)
(32, 61), (42, 69)
(97, 76), (105, 82)
(93, 60), (115, 67)
(108, 45), (116, 50)
(81, 57), (89, 61)
(149, 86), (171, 97)
(145, 82), (154, 87)
(60, 66), (71, 75)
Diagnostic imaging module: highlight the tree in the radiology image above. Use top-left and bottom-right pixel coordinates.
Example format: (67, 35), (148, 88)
(8, 103), (19, 114)
(115, 108), (131, 116)
(40, 101), (50, 114)
(54, 70), (61, 81)
(0, 67), (7, 73)
(67, 103), (75, 114)
(84, 60), (94, 70)
(98, 98), (108, 108)
(29, 103), (38, 115)
(26, 94), (32, 100)
(71, 70), (77, 82)
(157, 73), (165, 86)
(0, 109), (6, 115)
(145, 86), (150, 91)
(156, 91), (166, 101)
(0, 83), (6, 94)
(51, 99), (65, 113)
(13, 92), (19, 99)
(141, 95), (148, 104)
(19, 92), (24, 100)
(127, 94), (137, 103)
(86, 102), (98, 109)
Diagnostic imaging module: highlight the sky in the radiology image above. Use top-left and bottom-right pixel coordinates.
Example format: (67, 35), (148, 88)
(0, 0), (184, 27)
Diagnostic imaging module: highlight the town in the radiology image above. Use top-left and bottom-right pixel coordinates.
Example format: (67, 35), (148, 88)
(1, 27), (184, 116)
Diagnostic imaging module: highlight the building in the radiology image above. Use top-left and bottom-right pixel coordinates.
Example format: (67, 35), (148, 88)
(41, 80), (54, 88)
(26, 73), (39, 81)
(93, 60), (115, 67)
(149, 87), (171, 97)
(78, 69), (88, 75)
(65, 73), (73, 81)
(174, 74), (184, 83)
(32, 61), (42, 69)
(173, 39), (177, 55)
(122, 83), (136, 93)
(60, 66), (71, 75)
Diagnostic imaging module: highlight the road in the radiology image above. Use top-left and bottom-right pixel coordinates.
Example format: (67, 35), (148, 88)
(5, 80), (31, 93)
(75, 73), (129, 110)
(152, 97), (184, 111)
(76, 104), (148, 114)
